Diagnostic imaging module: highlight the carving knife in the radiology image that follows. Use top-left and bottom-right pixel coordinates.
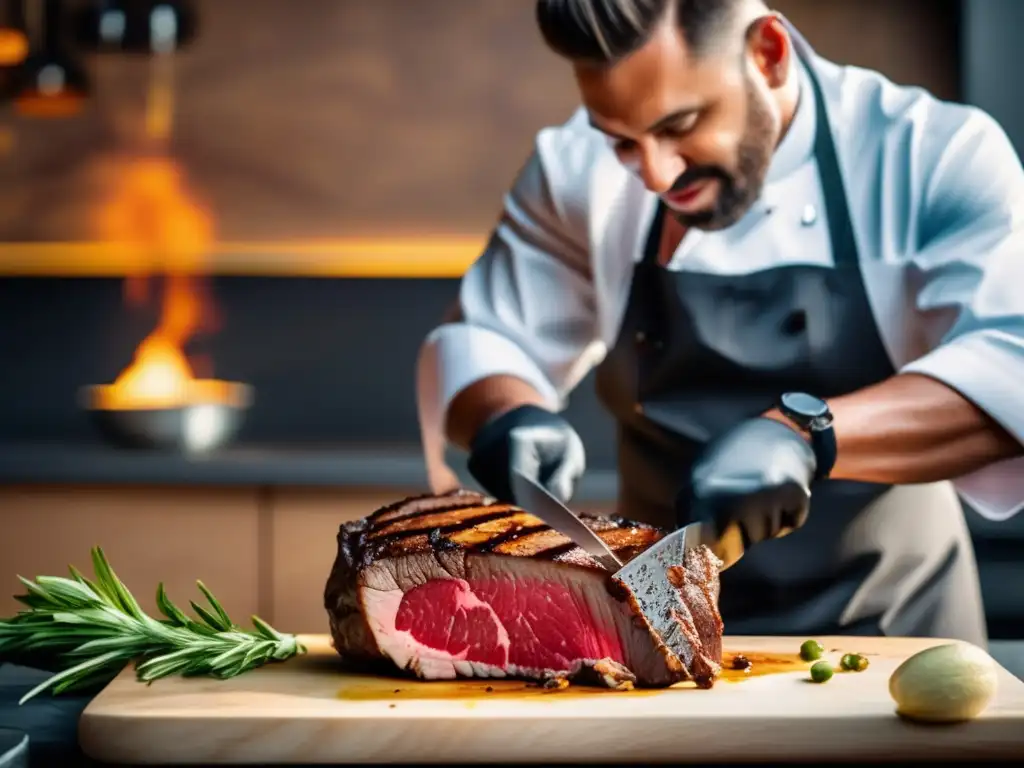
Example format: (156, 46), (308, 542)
(510, 470), (623, 572)
(512, 468), (748, 675)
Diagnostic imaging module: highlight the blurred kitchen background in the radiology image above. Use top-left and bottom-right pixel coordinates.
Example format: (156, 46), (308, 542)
(0, 0), (1021, 641)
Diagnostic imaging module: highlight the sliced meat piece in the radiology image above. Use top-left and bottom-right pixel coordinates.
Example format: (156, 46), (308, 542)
(324, 489), (724, 688)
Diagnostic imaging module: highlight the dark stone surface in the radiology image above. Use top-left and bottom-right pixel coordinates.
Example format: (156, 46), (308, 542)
(0, 726), (28, 768)
(0, 665), (98, 767)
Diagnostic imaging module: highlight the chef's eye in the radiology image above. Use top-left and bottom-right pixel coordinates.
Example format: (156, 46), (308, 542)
(614, 138), (637, 153)
(659, 114), (700, 138)
(602, 132), (633, 152)
(605, 135), (639, 161)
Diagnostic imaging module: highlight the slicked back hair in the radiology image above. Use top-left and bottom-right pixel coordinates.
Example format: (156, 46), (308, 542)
(536, 0), (742, 65)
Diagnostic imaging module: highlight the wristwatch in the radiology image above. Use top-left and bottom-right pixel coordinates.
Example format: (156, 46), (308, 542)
(778, 392), (836, 481)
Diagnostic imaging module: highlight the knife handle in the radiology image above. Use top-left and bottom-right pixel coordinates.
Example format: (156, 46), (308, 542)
(712, 521), (747, 571)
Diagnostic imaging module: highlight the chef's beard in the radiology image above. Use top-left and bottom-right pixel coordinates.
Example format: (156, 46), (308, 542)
(668, 74), (778, 231)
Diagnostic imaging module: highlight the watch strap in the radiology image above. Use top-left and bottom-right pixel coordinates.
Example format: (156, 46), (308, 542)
(777, 393), (837, 482)
(809, 427), (837, 481)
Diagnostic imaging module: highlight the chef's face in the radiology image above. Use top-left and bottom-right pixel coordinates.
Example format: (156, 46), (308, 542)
(576, 16), (791, 231)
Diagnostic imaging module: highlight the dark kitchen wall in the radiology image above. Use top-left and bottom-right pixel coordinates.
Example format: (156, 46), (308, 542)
(1, 0), (960, 242)
(1, 0), (579, 241)
(0, 0), (963, 462)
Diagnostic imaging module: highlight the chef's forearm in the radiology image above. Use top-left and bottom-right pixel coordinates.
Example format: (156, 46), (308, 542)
(806, 373), (1021, 484)
(444, 375), (550, 450)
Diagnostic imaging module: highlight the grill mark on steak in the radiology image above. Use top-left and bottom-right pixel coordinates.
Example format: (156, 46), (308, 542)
(490, 527), (580, 558)
(370, 491), (490, 526)
(363, 495), (663, 567)
(370, 507), (519, 541)
(475, 523), (549, 552)
(530, 541), (576, 560)
(324, 489), (724, 689)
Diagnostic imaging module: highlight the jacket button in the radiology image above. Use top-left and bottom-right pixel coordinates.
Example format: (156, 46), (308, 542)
(635, 331), (646, 344)
(634, 403), (644, 415)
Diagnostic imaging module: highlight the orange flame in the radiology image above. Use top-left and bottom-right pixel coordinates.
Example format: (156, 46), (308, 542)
(0, 27), (28, 66)
(94, 156), (235, 410)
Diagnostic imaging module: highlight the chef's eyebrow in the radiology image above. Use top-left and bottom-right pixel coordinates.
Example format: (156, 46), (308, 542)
(588, 107), (702, 139)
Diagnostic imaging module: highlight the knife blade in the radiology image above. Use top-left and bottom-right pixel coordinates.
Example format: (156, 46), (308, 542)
(610, 518), (745, 673)
(510, 470), (623, 572)
(614, 517), (745, 582)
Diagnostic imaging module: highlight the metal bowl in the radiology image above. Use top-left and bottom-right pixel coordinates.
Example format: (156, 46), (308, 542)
(79, 382), (254, 453)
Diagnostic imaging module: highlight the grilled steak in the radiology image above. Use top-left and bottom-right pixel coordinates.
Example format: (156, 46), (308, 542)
(324, 489), (724, 688)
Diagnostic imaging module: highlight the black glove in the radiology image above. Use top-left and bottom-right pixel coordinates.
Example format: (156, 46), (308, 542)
(467, 404), (586, 505)
(676, 417), (817, 563)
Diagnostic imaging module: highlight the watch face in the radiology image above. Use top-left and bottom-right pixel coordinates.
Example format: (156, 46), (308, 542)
(781, 392), (830, 419)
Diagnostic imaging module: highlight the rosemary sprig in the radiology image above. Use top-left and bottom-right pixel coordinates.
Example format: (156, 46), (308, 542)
(0, 547), (306, 704)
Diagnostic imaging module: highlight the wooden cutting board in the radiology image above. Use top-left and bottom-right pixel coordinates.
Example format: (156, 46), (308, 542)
(79, 634), (1024, 764)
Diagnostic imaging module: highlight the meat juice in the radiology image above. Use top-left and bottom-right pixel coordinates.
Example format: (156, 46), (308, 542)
(335, 651), (807, 701)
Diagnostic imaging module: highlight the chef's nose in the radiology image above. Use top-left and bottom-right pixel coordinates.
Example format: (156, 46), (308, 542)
(637, 141), (686, 195)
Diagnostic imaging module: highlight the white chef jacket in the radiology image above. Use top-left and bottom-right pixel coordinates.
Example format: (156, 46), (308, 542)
(418, 39), (1024, 523)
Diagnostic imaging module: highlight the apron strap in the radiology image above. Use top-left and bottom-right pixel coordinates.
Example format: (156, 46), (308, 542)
(804, 54), (860, 268)
(640, 203), (667, 266)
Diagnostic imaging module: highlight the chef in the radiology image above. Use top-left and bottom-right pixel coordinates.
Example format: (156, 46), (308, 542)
(415, 0), (1024, 647)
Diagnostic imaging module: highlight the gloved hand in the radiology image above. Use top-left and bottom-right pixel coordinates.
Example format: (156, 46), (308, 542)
(676, 417), (817, 564)
(467, 404), (586, 505)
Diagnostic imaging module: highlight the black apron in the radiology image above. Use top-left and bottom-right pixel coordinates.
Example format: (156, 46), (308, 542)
(593, 46), (987, 645)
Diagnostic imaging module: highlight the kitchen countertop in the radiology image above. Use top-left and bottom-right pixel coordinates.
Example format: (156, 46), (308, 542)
(3, 643), (1024, 767)
(0, 440), (620, 501)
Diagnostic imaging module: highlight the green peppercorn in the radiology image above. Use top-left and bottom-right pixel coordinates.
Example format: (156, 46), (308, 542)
(810, 660), (834, 683)
(840, 653), (869, 672)
(800, 639), (824, 662)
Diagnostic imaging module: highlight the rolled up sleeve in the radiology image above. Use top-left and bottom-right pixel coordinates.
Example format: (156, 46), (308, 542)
(899, 108), (1024, 520)
(426, 323), (564, 414)
(422, 113), (601, 427)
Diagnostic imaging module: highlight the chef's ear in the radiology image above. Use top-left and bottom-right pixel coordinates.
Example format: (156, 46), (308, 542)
(744, 13), (792, 89)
